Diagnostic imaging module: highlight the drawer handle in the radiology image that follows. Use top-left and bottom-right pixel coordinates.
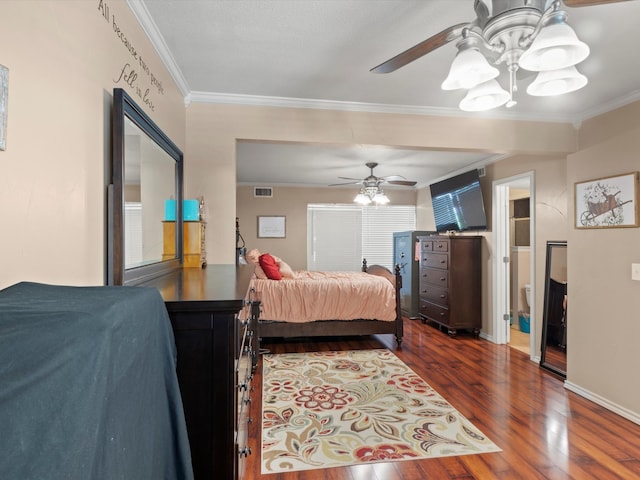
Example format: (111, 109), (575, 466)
(440, 277), (446, 281)
(440, 294), (446, 298)
(439, 312), (445, 316)
(238, 382), (248, 391)
(440, 260), (446, 264)
(244, 397), (252, 405)
(239, 447), (252, 458)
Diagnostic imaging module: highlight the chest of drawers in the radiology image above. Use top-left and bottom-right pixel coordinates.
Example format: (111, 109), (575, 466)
(140, 265), (257, 480)
(417, 235), (481, 337)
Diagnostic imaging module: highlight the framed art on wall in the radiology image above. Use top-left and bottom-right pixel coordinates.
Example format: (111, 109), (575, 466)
(575, 172), (639, 228)
(0, 64), (8, 151)
(258, 215), (286, 238)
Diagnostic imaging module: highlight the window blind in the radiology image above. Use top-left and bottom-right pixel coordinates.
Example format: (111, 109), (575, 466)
(124, 202), (143, 266)
(307, 205), (362, 271)
(307, 204), (416, 271)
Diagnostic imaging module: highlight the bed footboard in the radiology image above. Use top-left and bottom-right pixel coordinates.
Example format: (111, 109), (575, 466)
(257, 262), (403, 346)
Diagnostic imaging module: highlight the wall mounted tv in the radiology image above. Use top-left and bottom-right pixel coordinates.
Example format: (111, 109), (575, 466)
(430, 169), (488, 233)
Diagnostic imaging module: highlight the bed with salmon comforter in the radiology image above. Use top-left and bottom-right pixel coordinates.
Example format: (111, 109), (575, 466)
(245, 253), (403, 349)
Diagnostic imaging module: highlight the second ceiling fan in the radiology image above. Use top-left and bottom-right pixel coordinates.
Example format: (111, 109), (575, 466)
(330, 162), (417, 204)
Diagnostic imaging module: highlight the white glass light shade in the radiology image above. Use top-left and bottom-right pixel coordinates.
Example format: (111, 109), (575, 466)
(373, 191), (390, 205)
(354, 191), (371, 205)
(459, 79), (510, 112)
(527, 66), (587, 96)
(441, 48), (499, 91)
(519, 23), (590, 72)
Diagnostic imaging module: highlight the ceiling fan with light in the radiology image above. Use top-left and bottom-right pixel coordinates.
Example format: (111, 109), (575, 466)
(371, 0), (630, 111)
(329, 162), (417, 205)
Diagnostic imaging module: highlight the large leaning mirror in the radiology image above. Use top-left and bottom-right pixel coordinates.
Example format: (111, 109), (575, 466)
(540, 240), (567, 377)
(108, 88), (184, 285)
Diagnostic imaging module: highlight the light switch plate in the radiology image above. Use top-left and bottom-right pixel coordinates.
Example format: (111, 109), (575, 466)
(632, 263), (640, 281)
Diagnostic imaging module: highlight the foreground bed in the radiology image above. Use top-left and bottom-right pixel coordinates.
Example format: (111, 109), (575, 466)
(0, 282), (193, 480)
(248, 261), (403, 352)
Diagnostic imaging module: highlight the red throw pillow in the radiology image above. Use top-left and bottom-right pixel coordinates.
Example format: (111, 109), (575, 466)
(259, 253), (282, 280)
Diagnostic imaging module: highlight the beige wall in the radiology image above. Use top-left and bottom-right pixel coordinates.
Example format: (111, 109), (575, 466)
(187, 102), (577, 266)
(567, 101), (640, 417)
(236, 186), (416, 271)
(0, 1), (185, 289)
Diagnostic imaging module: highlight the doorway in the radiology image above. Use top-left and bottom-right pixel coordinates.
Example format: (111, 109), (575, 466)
(492, 172), (535, 358)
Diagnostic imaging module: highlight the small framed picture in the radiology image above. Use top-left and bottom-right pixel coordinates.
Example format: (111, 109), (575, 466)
(258, 215), (286, 238)
(0, 64), (8, 151)
(575, 172), (639, 228)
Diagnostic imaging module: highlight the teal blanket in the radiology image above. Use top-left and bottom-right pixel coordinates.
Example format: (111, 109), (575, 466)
(0, 282), (193, 480)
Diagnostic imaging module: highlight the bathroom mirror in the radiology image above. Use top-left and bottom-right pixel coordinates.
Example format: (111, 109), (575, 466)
(540, 240), (567, 377)
(108, 88), (183, 285)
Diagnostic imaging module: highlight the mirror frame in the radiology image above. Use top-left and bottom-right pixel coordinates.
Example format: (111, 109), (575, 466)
(540, 240), (567, 378)
(108, 88), (184, 285)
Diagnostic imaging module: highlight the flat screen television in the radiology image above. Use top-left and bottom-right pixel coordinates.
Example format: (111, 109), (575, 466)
(430, 169), (488, 233)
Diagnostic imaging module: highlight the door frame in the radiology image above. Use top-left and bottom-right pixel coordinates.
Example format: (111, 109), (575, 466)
(492, 171), (536, 357)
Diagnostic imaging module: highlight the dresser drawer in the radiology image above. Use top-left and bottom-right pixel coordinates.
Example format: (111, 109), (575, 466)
(421, 240), (433, 252)
(433, 240), (449, 252)
(419, 267), (448, 287)
(420, 300), (449, 325)
(421, 252), (448, 269)
(419, 284), (449, 307)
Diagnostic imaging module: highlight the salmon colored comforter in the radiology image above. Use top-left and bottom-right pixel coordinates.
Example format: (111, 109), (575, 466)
(249, 270), (396, 323)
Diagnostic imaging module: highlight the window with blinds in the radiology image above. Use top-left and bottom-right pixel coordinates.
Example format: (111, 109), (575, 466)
(307, 204), (416, 271)
(124, 202), (143, 267)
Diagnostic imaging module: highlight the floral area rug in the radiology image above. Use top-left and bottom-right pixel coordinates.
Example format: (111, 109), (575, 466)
(261, 349), (501, 474)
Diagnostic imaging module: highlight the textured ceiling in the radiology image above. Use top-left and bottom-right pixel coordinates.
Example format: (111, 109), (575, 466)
(135, 0), (640, 187)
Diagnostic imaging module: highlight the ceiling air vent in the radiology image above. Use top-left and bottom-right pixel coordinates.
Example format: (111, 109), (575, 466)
(254, 186), (273, 198)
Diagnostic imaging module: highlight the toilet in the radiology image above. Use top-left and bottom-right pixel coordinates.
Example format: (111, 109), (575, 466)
(524, 284), (531, 308)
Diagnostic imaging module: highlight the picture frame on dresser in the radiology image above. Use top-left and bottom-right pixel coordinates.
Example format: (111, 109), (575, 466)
(574, 172), (639, 229)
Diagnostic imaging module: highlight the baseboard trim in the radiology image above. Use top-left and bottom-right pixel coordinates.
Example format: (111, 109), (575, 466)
(564, 381), (640, 426)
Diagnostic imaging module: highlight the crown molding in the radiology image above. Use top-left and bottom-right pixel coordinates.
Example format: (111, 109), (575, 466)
(126, 0), (191, 103)
(187, 90), (583, 123)
(574, 89), (640, 122)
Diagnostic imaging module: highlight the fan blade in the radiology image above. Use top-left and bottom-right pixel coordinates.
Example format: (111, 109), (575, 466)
(563, 0), (631, 6)
(381, 175), (408, 181)
(329, 181), (361, 187)
(337, 176), (363, 181)
(387, 180), (417, 187)
(370, 23), (468, 74)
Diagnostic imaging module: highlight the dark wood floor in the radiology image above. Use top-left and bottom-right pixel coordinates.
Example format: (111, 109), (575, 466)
(244, 318), (640, 479)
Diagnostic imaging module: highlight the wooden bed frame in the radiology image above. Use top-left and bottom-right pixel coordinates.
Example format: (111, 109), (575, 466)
(254, 261), (403, 350)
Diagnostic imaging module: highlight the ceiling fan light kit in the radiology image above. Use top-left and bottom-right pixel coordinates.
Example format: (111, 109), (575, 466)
(331, 162), (416, 205)
(370, 0), (624, 112)
(354, 187), (390, 205)
(446, 1), (590, 111)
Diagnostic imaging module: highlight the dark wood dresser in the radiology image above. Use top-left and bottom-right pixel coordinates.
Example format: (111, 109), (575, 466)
(140, 265), (258, 480)
(417, 235), (482, 337)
